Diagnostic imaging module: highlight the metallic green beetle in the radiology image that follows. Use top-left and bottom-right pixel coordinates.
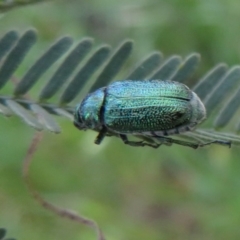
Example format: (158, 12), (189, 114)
(74, 80), (231, 149)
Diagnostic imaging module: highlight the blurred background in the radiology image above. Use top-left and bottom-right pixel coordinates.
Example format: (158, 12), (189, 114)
(1, 0), (240, 239)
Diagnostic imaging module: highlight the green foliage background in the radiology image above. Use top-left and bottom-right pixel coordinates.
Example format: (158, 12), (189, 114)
(1, 0), (240, 239)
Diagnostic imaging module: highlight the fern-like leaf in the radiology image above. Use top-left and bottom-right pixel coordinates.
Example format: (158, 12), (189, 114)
(0, 0), (49, 12)
(1, 29), (240, 146)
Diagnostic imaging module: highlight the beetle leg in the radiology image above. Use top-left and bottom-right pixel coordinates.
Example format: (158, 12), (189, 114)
(154, 136), (200, 149)
(95, 127), (107, 145)
(154, 136), (231, 149)
(199, 140), (231, 148)
(120, 134), (160, 148)
(161, 137), (200, 149)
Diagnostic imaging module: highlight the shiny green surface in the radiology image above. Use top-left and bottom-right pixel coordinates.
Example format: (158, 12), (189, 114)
(104, 80), (192, 132)
(76, 80), (206, 143)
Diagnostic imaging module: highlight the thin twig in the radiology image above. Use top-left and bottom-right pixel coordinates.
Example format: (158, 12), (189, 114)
(22, 131), (106, 240)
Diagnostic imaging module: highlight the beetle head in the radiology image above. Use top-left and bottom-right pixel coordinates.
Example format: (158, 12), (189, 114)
(74, 89), (105, 131)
